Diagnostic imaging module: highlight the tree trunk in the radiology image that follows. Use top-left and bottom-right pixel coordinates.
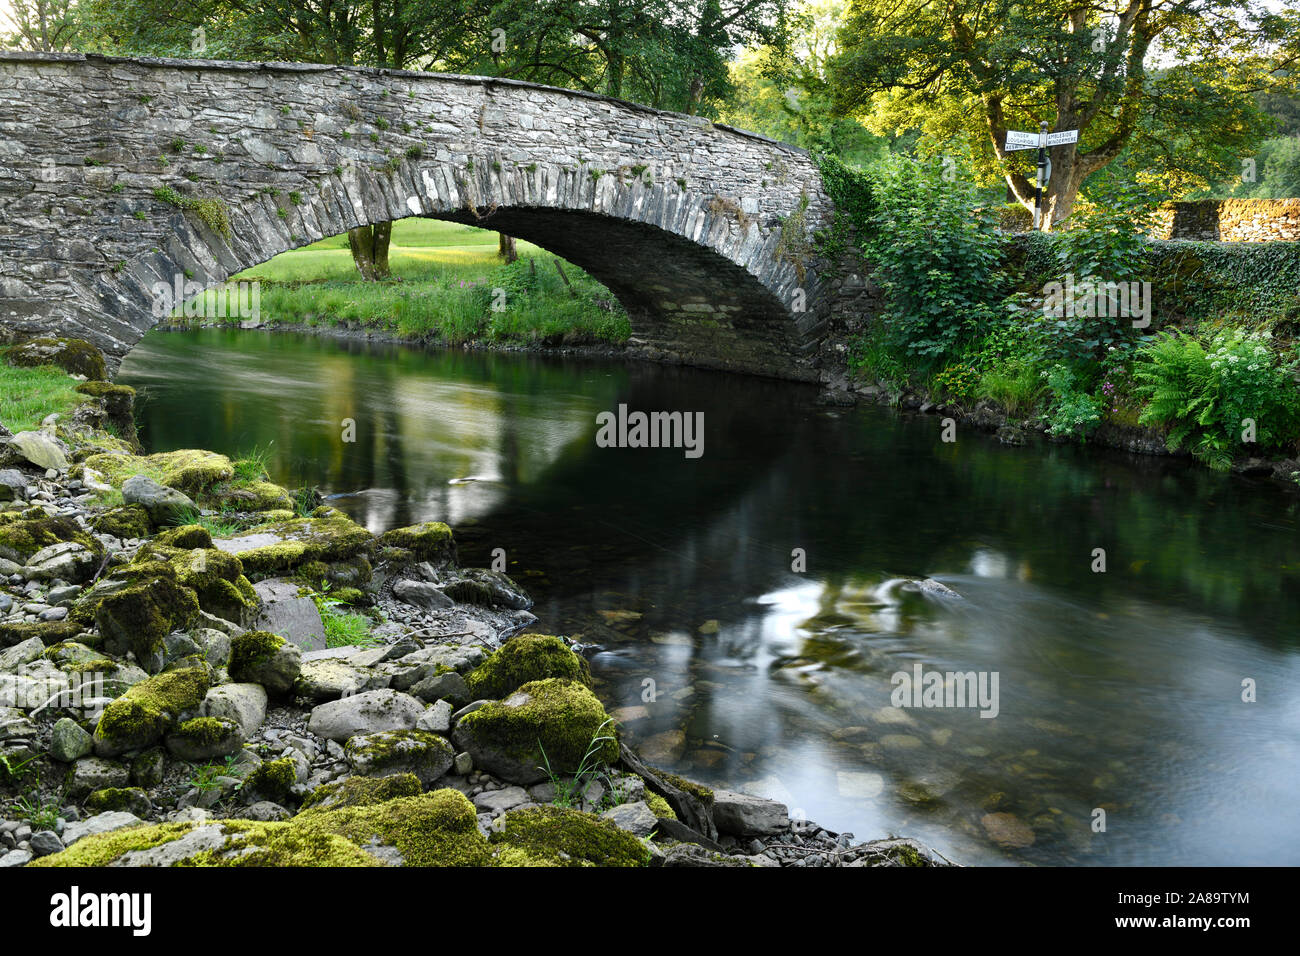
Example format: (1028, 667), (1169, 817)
(498, 233), (517, 263)
(347, 223), (392, 280)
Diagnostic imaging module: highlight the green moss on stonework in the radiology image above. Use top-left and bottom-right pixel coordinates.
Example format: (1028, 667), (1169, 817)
(649, 767), (715, 809)
(85, 787), (148, 813)
(0, 620), (82, 647)
(488, 805), (650, 867)
(94, 572), (200, 665)
(465, 634), (590, 700)
(73, 380), (135, 400)
(458, 678), (618, 769)
(290, 789), (492, 866)
(378, 521), (453, 561)
(242, 756), (297, 801)
(5, 337), (107, 380)
(26, 822), (192, 866)
(174, 716), (228, 747)
(645, 791), (676, 820)
(0, 513), (102, 563)
(228, 630), (285, 680)
(218, 516), (374, 577)
(206, 480), (294, 512)
(93, 666), (211, 753)
(299, 773), (423, 811)
(167, 548), (257, 624)
(91, 504), (152, 539)
(79, 449), (234, 496)
(154, 525), (214, 549)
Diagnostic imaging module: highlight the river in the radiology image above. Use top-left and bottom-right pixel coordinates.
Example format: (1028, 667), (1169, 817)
(119, 327), (1300, 866)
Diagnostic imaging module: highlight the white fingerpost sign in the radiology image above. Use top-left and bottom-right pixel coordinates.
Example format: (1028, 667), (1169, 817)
(1004, 124), (1078, 231)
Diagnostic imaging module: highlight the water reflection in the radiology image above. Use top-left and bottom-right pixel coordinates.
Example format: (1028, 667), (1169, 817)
(123, 328), (1300, 865)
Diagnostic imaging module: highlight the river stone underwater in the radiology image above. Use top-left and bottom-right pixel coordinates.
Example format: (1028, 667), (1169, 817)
(120, 327), (1300, 866)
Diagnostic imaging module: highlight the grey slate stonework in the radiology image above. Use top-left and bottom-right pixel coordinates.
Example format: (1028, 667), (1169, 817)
(0, 52), (873, 379)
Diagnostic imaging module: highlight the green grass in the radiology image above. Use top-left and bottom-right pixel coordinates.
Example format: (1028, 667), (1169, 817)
(189, 219), (632, 345)
(0, 361), (84, 432)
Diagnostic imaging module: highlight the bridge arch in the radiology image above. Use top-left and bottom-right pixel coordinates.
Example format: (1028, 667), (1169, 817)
(0, 53), (863, 379)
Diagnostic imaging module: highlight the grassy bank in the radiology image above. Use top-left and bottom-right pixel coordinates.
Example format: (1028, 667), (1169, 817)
(0, 362), (84, 432)
(181, 220), (631, 345)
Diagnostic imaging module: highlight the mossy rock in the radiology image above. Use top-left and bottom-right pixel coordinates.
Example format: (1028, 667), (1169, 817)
(95, 572), (201, 671)
(645, 791), (677, 821)
(465, 634), (591, 700)
(34, 787), (492, 867)
(378, 521), (454, 562)
(300, 773), (423, 811)
(208, 481), (294, 512)
(0, 619), (83, 648)
(649, 767), (715, 810)
(0, 513), (101, 564)
(168, 548), (258, 626)
(241, 756), (298, 803)
(488, 805), (651, 867)
(228, 630), (300, 693)
(452, 678), (619, 785)
(79, 449), (235, 496)
(154, 524), (214, 549)
(216, 516), (375, 577)
(92, 666), (211, 756)
(90, 504), (152, 539)
(165, 716), (242, 760)
(85, 786), (151, 816)
(5, 337), (106, 380)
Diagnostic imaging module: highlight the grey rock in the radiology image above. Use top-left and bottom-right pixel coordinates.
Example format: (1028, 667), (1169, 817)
(251, 578), (326, 651)
(0, 848), (33, 867)
(65, 756), (131, 799)
(200, 683), (267, 739)
(712, 789), (790, 837)
(50, 717), (93, 762)
(415, 699), (453, 734)
(601, 801), (660, 837)
(0, 469), (28, 501)
(0, 636), (46, 672)
(236, 638), (301, 694)
(7, 432), (68, 471)
(29, 830), (64, 856)
(472, 786), (530, 814)
(306, 689), (426, 742)
(295, 658), (387, 701)
(121, 475), (194, 526)
(345, 729), (455, 785)
(24, 542), (98, 584)
(61, 811), (144, 846)
(392, 579), (453, 610)
(409, 669), (470, 705)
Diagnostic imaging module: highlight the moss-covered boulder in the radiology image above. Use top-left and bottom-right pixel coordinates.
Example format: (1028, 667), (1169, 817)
(213, 516), (374, 578)
(74, 381), (139, 446)
(379, 521), (455, 563)
(240, 756), (299, 804)
(209, 481), (294, 512)
(85, 787), (151, 816)
(0, 619), (82, 648)
(154, 524), (213, 549)
(451, 678), (619, 785)
(94, 572), (200, 672)
(0, 512), (101, 565)
(465, 634), (590, 700)
(90, 504), (152, 539)
(343, 729), (455, 786)
(79, 449), (234, 496)
(227, 630), (301, 694)
(300, 773), (423, 811)
(168, 547), (259, 626)
(488, 805), (651, 867)
(164, 716), (243, 760)
(6, 337), (106, 380)
(92, 666), (211, 757)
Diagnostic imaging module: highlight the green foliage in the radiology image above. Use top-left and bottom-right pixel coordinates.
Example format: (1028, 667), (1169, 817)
(855, 154), (1005, 366)
(1133, 329), (1300, 468)
(1043, 364), (1103, 441)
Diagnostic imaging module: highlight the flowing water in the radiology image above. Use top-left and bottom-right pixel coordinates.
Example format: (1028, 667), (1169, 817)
(120, 327), (1300, 866)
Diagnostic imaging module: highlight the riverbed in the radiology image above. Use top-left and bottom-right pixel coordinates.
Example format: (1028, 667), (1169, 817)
(120, 327), (1300, 866)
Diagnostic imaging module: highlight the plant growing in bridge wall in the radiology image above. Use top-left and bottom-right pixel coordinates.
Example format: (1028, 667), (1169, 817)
(774, 191), (812, 282)
(153, 186), (232, 241)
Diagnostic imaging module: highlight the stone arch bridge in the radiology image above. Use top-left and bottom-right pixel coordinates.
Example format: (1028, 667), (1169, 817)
(0, 53), (867, 379)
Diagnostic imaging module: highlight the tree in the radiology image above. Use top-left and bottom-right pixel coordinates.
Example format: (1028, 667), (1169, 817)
(1, 0), (83, 50)
(831, 0), (1300, 227)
